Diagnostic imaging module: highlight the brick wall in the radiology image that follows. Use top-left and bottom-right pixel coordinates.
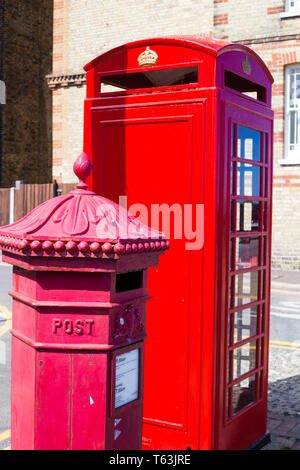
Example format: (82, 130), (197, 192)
(49, 0), (300, 269)
(50, 0), (214, 182)
(0, 0), (53, 187)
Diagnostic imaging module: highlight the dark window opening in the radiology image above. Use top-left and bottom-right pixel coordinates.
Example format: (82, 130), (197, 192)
(224, 70), (266, 102)
(116, 270), (143, 292)
(101, 66), (198, 93)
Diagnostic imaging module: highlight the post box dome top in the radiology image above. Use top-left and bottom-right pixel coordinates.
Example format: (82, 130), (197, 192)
(0, 153), (168, 259)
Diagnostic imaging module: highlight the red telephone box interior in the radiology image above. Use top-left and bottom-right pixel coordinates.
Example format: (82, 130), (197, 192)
(83, 36), (273, 450)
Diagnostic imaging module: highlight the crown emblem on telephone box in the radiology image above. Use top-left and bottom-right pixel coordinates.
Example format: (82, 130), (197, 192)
(138, 46), (158, 67)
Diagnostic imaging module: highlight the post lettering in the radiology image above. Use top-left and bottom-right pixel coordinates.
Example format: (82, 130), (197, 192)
(74, 319), (85, 335)
(52, 319), (62, 334)
(85, 319), (94, 335)
(52, 318), (95, 335)
(64, 319), (73, 335)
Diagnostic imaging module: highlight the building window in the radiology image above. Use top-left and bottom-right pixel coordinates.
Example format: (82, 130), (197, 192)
(286, 0), (300, 12)
(280, 0), (300, 17)
(284, 65), (300, 163)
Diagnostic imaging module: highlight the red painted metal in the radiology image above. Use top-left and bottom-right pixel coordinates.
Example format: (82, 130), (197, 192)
(0, 153), (167, 450)
(83, 36), (274, 450)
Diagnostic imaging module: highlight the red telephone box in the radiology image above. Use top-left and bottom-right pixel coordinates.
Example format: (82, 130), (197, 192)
(83, 36), (274, 450)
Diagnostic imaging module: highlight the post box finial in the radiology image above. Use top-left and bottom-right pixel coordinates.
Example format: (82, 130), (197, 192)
(73, 152), (92, 190)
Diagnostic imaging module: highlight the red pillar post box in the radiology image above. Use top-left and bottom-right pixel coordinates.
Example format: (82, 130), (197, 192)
(83, 36), (274, 450)
(0, 153), (168, 450)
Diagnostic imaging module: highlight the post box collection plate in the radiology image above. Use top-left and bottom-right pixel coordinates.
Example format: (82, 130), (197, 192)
(115, 348), (139, 409)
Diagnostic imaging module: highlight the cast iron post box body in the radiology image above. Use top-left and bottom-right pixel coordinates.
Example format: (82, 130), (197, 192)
(0, 153), (168, 450)
(83, 36), (274, 450)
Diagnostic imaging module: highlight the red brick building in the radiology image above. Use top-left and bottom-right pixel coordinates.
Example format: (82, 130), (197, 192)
(45, 0), (300, 270)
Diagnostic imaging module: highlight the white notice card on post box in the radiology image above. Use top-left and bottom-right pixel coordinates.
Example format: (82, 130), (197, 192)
(115, 348), (139, 408)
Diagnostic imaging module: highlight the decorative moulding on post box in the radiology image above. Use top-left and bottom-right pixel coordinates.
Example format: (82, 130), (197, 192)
(0, 152), (169, 261)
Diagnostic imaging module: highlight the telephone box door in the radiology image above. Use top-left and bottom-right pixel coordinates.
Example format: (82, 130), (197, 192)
(214, 96), (273, 450)
(90, 99), (207, 449)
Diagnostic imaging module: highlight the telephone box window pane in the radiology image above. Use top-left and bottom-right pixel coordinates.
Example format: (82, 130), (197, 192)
(231, 200), (235, 232)
(232, 375), (257, 416)
(229, 276), (234, 308)
(230, 238), (235, 271)
(237, 126), (261, 162)
(227, 351), (232, 384)
(237, 163), (260, 196)
(263, 202), (267, 231)
(235, 271), (259, 306)
(263, 133), (268, 163)
(228, 313), (233, 346)
(261, 305), (265, 334)
(234, 306), (258, 343)
(233, 340), (257, 380)
(235, 236), (259, 270)
(261, 168), (267, 197)
(236, 201), (260, 232)
(231, 162), (236, 195)
(261, 268), (266, 299)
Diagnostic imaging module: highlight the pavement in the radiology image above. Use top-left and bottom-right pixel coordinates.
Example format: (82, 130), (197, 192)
(262, 270), (300, 450)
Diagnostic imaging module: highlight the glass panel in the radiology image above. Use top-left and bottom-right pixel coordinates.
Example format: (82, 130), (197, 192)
(231, 162), (236, 195)
(232, 375), (257, 415)
(262, 237), (267, 267)
(231, 200), (235, 232)
(290, 71), (295, 107)
(237, 126), (261, 162)
(289, 110), (299, 149)
(230, 238), (235, 271)
(227, 351), (232, 384)
(297, 73), (300, 101)
(228, 313), (233, 346)
(234, 306), (258, 343)
(260, 338), (264, 367)
(237, 163), (260, 196)
(235, 271), (259, 307)
(261, 304), (265, 334)
(233, 340), (257, 380)
(261, 268), (266, 299)
(236, 201), (260, 232)
(263, 202), (267, 230)
(235, 236), (260, 270)
(229, 276), (234, 308)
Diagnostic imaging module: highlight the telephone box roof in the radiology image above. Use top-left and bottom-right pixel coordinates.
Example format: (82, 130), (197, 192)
(83, 35), (273, 84)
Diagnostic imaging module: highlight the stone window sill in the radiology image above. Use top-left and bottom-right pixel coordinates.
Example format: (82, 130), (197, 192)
(280, 11), (300, 19)
(278, 158), (300, 165)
